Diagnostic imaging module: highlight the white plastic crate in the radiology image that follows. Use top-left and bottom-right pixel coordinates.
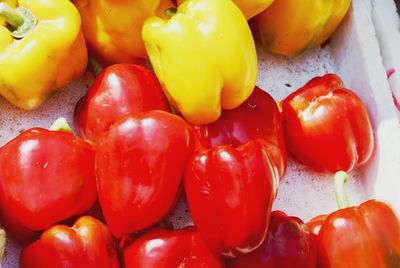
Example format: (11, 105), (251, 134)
(1, 0), (399, 266)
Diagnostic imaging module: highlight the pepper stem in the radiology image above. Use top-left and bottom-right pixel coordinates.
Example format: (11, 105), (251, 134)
(0, 3), (37, 38)
(89, 58), (104, 76)
(0, 229), (5, 262)
(0, 3), (23, 29)
(164, 8), (177, 18)
(49, 117), (72, 133)
(334, 171), (350, 209)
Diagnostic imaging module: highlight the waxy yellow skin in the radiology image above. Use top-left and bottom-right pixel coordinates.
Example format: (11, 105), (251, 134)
(234, 0), (274, 19)
(0, 0), (87, 110)
(253, 0), (351, 57)
(142, 0), (258, 125)
(177, 0), (274, 19)
(74, 0), (175, 65)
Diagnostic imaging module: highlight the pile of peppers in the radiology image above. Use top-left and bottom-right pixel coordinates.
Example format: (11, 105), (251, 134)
(0, 0), (399, 267)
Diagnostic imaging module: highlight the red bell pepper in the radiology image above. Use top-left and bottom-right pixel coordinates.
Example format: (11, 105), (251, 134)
(228, 211), (317, 268)
(192, 86), (287, 178)
(0, 121), (97, 242)
(185, 139), (279, 257)
(74, 64), (170, 143)
(281, 74), (374, 173)
(20, 216), (120, 268)
(306, 214), (327, 268)
(306, 214), (327, 241)
(96, 111), (195, 237)
(313, 172), (400, 268)
(122, 227), (224, 267)
(307, 215), (326, 231)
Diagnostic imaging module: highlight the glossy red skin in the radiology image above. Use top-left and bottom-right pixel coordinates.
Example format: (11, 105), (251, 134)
(281, 74), (374, 173)
(228, 211), (317, 268)
(192, 87), (287, 179)
(0, 128), (97, 242)
(74, 64), (170, 143)
(306, 214), (327, 238)
(185, 140), (278, 257)
(317, 200), (400, 268)
(20, 216), (120, 268)
(96, 111), (195, 237)
(306, 214), (327, 268)
(123, 227), (224, 268)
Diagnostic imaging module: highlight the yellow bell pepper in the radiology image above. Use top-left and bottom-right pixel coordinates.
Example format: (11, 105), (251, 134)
(234, 0), (274, 19)
(253, 0), (351, 57)
(142, 0), (258, 125)
(73, 0), (175, 65)
(0, 0), (87, 110)
(177, 0), (274, 19)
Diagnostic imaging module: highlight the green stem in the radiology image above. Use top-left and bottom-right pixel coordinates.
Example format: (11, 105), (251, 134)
(0, 3), (37, 39)
(89, 58), (104, 76)
(0, 229), (5, 261)
(0, 3), (24, 29)
(334, 171), (350, 209)
(49, 117), (72, 133)
(164, 8), (177, 18)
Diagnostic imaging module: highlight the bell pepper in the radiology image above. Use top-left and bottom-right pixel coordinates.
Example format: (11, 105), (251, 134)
(252, 0), (351, 57)
(0, 0), (87, 109)
(313, 171), (400, 268)
(233, 0), (274, 19)
(228, 211), (317, 268)
(142, 0), (258, 125)
(176, 0), (273, 19)
(281, 74), (374, 173)
(306, 214), (327, 239)
(122, 227), (224, 267)
(185, 139), (279, 257)
(97, 111), (195, 238)
(306, 214), (327, 268)
(20, 216), (120, 268)
(74, 64), (170, 143)
(191, 86), (287, 179)
(73, 0), (175, 65)
(0, 119), (97, 242)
